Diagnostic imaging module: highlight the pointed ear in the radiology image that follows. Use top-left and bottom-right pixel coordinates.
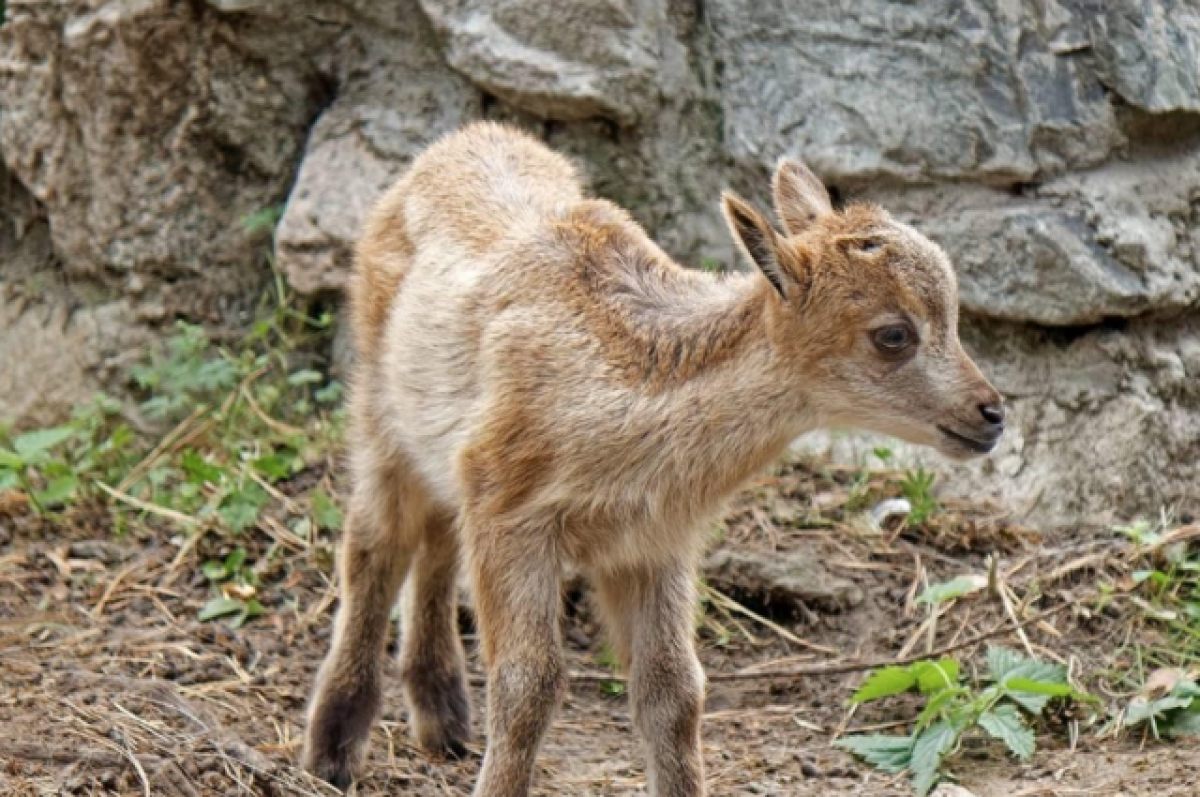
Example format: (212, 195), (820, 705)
(721, 191), (794, 299)
(772, 158), (833, 236)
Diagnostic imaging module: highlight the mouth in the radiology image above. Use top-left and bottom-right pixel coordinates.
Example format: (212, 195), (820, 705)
(936, 425), (999, 455)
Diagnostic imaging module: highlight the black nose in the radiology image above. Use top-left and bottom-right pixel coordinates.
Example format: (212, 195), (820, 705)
(979, 403), (1005, 426)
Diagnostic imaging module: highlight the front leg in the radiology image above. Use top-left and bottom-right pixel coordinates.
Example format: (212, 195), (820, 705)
(594, 561), (706, 797)
(467, 519), (566, 797)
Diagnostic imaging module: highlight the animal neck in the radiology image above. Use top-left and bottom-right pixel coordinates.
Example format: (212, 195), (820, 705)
(637, 272), (818, 497)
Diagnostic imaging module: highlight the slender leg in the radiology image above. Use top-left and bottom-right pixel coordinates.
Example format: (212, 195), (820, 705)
(468, 521), (565, 797)
(594, 561), (707, 797)
(399, 511), (471, 756)
(302, 453), (426, 788)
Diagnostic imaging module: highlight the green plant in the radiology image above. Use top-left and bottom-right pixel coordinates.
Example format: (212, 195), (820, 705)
(0, 395), (134, 513)
(1119, 672), (1200, 739)
(241, 204), (285, 236)
(899, 466), (939, 525)
(595, 644), (626, 696)
(1108, 515), (1200, 677)
(1, 272), (346, 626)
(915, 575), (987, 607)
(199, 547), (265, 628)
(836, 647), (1092, 795)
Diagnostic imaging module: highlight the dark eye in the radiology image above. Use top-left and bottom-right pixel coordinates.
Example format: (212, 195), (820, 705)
(872, 323), (914, 353)
(858, 239), (882, 253)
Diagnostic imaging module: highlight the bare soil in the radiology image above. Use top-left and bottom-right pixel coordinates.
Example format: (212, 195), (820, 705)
(1, 459), (1196, 796)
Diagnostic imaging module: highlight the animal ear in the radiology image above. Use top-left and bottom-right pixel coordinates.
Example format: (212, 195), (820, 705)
(772, 158), (833, 236)
(721, 191), (794, 299)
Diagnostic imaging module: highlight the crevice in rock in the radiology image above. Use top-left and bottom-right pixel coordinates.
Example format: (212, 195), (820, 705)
(1114, 103), (1200, 158)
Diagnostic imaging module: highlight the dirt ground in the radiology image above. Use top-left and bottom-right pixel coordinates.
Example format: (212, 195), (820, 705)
(2, 459), (1197, 796)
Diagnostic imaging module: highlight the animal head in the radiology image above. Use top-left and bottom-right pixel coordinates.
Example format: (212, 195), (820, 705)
(721, 159), (1004, 461)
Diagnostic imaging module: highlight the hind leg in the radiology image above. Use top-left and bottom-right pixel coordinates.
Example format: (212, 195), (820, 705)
(593, 561), (707, 797)
(303, 444), (429, 788)
(399, 511), (472, 755)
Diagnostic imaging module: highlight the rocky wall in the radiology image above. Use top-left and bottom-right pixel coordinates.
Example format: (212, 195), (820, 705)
(3, 0), (1200, 525)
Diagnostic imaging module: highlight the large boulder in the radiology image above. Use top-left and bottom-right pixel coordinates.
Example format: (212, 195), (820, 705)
(274, 3), (482, 296)
(0, 160), (151, 428)
(873, 146), (1200, 325)
(709, 0), (1121, 184)
(417, 0), (667, 125)
(1090, 0), (1200, 114)
(0, 0), (333, 302)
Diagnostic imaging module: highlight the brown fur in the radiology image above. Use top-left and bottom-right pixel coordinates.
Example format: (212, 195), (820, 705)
(303, 122), (1003, 796)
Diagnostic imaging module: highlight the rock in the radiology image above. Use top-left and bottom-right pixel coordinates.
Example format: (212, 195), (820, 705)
(0, 294), (151, 429)
(0, 0), (332, 292)
(1090, 0), (1200, 113)
(709, 0), (1120, 184)
(417, 0), (666, 125)
(703, 548), (864, 614)
(0, 151), (153, 430)
(275, 4), (481, 296)
(870, 145), (1200, 325)
(932, 786), (980, 797)
(793, 313), (1200, 528)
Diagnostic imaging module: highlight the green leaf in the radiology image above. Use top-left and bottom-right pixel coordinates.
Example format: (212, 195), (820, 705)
(311, 489), (343, 531)
(1126, 695), (1194, 728)
(852, 666), (918, 703)
(914, 659), (961, 695)
(314, 381), (344, 404)
(1005, 678), (1097, 703)
(916, 575), (987, 606)
(198, 597), (244, 622)
(224, 548), (248, 575)
(13, 426), (76, 460)
(1165, 703), (1200, 738)
(218, 484), (268, 533)
(979, 705), (1036, 761)
(986, 647), (1067, 715)
(241, 205), (283, 235)
(985, 647), (1027, 682)
(181, 450), (224, 486)
(910, 721), (960, 795)
(34, 474), (79, 508)
(287, 369), (324, 386)
(0, 447), (24, 469)
(202, 560), (230, 581)
(228, 598), (265, 629)
(251, 453), (295, 482)
(916, 687), (967, 730)
(599, 680), (626, 697)
(834, 734), (913, 774)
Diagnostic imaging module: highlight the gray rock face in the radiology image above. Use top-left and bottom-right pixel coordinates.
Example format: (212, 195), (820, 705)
(710, 0), (1121, 184)
(796, 315), (1200, 528)
(418, 0), (666, 125)
(1091, 0), (1200, 113)
(0, 0), (329, 294)
(275, 5), (482, 295)
(4, 0), (1200, 522)
(0, 294), (151, 429)
(880, 149), (1200, 325)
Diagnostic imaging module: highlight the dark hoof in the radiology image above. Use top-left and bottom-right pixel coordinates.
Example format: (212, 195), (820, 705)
(406, 674), (472, 759)
(303, 750), (356, 791)
(421, 727), (472, 761)
(302, 683), (380, 790)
